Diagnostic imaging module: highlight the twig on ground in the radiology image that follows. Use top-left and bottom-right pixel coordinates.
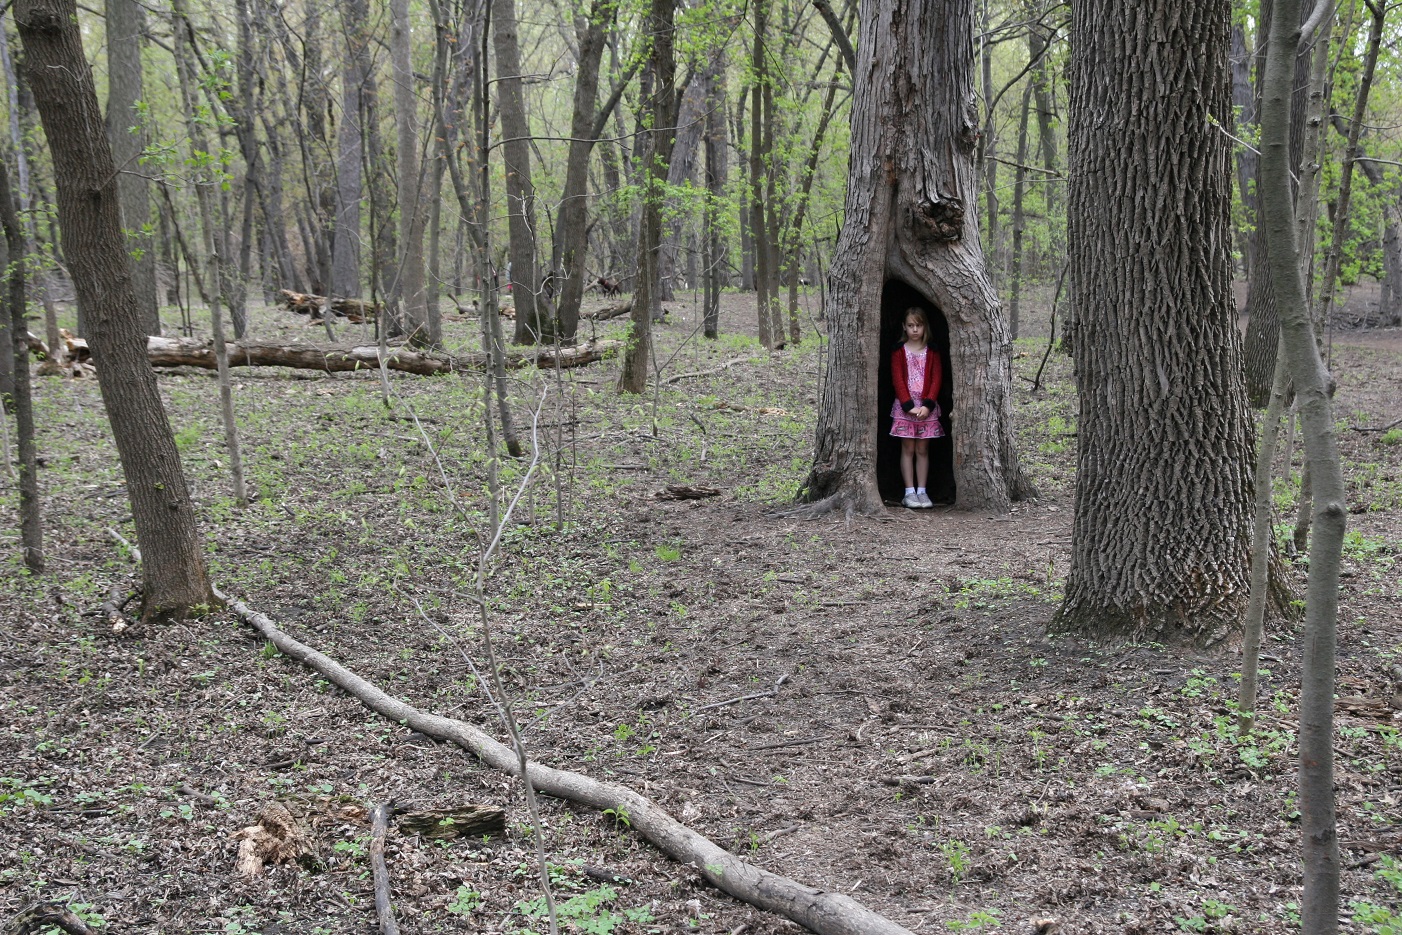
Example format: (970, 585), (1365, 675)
(747, 734), (831, 752)
(663, 356), (764, 385)
(694, 674), (791, 713)
(369, 802), (401, 935)
(216, 596), (919, 935)
(1352, 415), (1401, 433)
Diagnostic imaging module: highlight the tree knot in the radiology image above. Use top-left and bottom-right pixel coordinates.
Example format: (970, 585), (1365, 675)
(909, 197), (963, 243)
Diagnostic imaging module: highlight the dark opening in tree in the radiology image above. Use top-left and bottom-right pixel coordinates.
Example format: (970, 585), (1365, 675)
(875, 279), (954, 504)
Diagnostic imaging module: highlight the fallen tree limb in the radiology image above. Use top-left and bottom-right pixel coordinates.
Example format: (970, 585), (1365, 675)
(279, 289), (381, 322)
(2, 901), (101, 935)
(143, 336), (618, 375)
(370, 802), (401, 935)
(220, 592), (917, 935)
(582, 298), (633, 321)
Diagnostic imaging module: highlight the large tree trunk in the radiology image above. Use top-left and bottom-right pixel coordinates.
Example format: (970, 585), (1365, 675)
(799, 0), (1034, 515)
(493, 0), (546, 344)
(391, 0), (434, 346)
(550, 0), (611, 343)
(17, 0), (214, 618)
(1055, 0), (1256, 644)
(105, 0), (158, 336)
(616, 0), (675, 393)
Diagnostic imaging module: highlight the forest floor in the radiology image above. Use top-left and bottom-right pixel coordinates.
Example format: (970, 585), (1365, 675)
(1, 286), (1400, 935)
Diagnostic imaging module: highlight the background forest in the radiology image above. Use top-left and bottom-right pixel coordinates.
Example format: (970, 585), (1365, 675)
(1, 0), (1401, 933)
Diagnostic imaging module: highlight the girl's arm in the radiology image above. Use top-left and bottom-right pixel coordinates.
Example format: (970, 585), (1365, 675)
(925, 350), (943, 402)
(891, 349), (916, 410)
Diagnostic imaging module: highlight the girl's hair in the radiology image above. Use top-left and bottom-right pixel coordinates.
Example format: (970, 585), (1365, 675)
(903, 306), (929, 331)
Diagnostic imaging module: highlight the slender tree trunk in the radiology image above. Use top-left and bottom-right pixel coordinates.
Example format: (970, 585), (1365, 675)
(658, 75), (706, 304)
(17, 0), (214, 617)
(1381, 201), (1402, 325)
(1055, 0), (1257, 643)
(1242, 0), (1316, 406)
(1027, 18), (1058, 217)
(1008, 81), (1032, 341)
(1261, 1), (1345, 929)
(391, 0), (434, 345)
(749, 7), (777, 347)
(799, 0), (1034, 515)
(617, 0), (675, 393)
(551, 0), (610, 342)
(783, 56), (844, 337)
(703, 60), (726, 339)
(1231, 22), (1258, 279)
(0, 158), (42, 571)
(1316, 3), (1384, 341)
(493, 0), (546, 344)
(105, 0), (158, 336)
(332, 0), (369, 299)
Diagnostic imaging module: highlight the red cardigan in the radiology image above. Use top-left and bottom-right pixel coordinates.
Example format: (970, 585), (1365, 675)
(891, 345), (942, 412)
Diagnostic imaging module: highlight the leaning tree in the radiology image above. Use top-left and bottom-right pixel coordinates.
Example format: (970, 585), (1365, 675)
(17, 0), (216, 619)
(1054, 0), (1258, 643)
(798, 0), (1035, 514)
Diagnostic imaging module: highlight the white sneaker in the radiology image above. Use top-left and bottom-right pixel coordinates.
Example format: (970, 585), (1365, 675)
(902, 492), (922, 509)
(917, 492), (934, 508)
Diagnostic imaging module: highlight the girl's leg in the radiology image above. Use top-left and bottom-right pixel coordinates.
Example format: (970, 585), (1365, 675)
(900, 438), (916, 488)
(914, 438), (930, 489)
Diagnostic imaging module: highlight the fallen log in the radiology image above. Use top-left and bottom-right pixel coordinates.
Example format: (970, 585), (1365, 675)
(279, 289), (382, 322)
(144, 336), (618, 375)
(221, 591), (918, 935)
(583, 298), (633, 321)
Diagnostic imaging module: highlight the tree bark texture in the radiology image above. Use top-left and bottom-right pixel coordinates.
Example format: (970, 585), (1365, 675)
(550, 0), (610, 343)
(104, 0), (158, 336)
(799, 0), (1033, 515)
(1260, 1), (1344, 928)
(1057, 0), (1257, 643)
(17, 0), (214, 618)
(493, 0), (545, 344)
(0, 158), (42, 572)
(391, 0), (434, 345)
(617, 0), (676, 393)
(703, 60), (727, 338)
(332, 0), (370, 299)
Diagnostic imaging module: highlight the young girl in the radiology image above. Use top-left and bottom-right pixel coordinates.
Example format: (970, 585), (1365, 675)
(890, 307), (945, 509)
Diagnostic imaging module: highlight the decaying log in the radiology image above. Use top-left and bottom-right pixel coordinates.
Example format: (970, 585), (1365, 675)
(396, 803), (506, 839)
(369, 803), (401, 935)
(144, 336), (619, 375)
(221, 591), (918, 935)
(279, 289), (382, 323)
(2, 901), (101, 935)
(233, 801), (313, 877)
(583, 298), (633, 321)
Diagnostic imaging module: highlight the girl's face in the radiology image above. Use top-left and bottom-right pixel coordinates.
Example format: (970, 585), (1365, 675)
(904, 315), (926, 343)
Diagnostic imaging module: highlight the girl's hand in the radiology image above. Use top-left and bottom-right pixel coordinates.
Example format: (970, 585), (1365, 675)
(913, 405), (930, 419)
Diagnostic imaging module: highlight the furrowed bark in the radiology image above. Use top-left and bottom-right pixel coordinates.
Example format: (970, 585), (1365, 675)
(1055, 0), (1256, 644)
(0, 157), (41, 572)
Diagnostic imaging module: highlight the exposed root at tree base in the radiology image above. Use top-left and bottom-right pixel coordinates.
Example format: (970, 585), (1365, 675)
(217, 589), (918, 935)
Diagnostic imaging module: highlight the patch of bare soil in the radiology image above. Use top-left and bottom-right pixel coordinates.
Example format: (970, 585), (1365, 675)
(1, 292), (1399, 935)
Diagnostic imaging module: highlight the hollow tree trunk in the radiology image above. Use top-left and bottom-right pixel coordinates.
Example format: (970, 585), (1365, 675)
(1055, 0), (1256, 644)
(16, 0), (214, 619)
(799, 0), (1034, 515)
(105, 0), (158, 336)
(494, 0), (546, 344)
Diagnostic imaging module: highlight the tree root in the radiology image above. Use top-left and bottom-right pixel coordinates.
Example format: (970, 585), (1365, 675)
(218, 590), (917, 935)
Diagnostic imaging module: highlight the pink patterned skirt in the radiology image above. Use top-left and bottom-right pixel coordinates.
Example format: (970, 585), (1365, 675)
(890, 400), (945, 439)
